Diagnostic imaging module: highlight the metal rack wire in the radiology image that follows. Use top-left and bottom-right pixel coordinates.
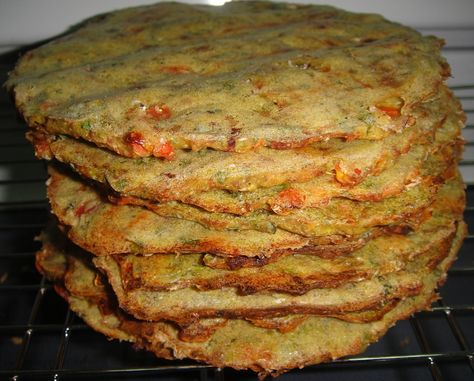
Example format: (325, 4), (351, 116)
(0, 41), (473, 381)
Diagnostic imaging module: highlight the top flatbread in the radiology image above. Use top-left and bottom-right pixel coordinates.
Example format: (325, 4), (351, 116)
(7, 1), (449, 158)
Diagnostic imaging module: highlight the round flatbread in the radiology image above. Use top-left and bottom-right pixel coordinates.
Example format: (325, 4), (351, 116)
(8, 2), (449, 158)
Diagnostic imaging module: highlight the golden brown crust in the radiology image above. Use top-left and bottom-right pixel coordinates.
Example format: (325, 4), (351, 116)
(39, 220), (465, 376)
(48, 164), (422, 258)
(100, 215), (455, 296)
(28, 88), (461, 208)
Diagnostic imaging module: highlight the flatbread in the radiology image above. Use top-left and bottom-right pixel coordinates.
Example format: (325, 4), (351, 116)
(7, 2), (450, 158)
(49, 177), (465, 324)
(11, 2), (466, 376)
(95, 213), (457, 295)
(36, 226), (408, 341)
(106, 101), (462, 230)
(113, 138), (463, 219)
(30, 91), (453, 202)
(40, 221), (465, 377)
(45, 159), (465, 257)
(203, 167), (465, 269)
(95, 256), (432, 324)
(49, 161), (444, 238)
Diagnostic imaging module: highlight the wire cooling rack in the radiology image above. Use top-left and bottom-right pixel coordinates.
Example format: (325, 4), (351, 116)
(0, 31), (473, 381)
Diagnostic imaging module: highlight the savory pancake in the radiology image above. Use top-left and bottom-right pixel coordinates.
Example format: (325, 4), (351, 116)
(36, 220), (465, 377)
(47, 165), (448, 258)
(95, 213), (458, 295)
(36, 227), (407, 341)
(93, 208), (463, 324)
(30, 91), (453, 204)
(112, 138), (462, 219)
(12, 2), (466, 377)
(203, 167), (465, 269)
(40, 181), (463, 325)
(64, 248), (412, 327)
(105, 100), (462, 230)
(7, 2), (450, 158)
(95, 253), (438, 324)
(49, 161), (446, 238)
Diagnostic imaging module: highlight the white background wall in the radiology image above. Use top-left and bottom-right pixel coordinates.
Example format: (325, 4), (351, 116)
(0, 0), (474, 53)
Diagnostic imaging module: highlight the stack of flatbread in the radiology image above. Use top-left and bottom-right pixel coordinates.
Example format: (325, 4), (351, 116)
(6, 1), (466, 377)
